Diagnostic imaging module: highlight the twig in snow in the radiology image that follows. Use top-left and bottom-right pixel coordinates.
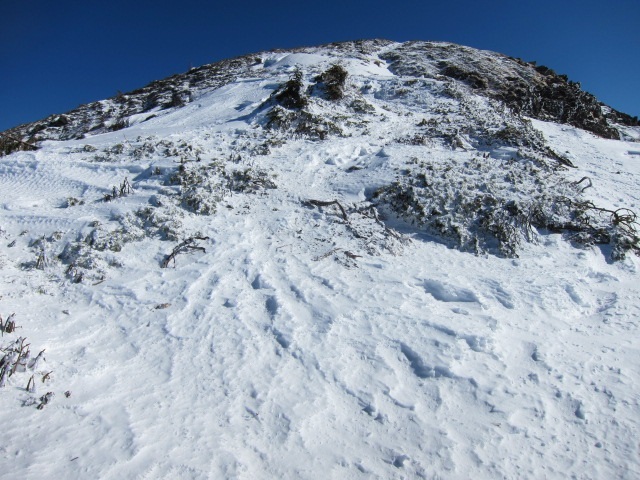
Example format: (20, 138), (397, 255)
(0, 313), (17, 335)
(572, 176), (593, 193)
(161, 236), (210, 268)
(11, 337), (30, 375)
(313, 248), (342, 261)
(26, 374), (35, 392)
(29, 349), (46, 371)
(306, 199), (348, 221)
(103, 178), (133, 202)
(37, 392), (54, 410)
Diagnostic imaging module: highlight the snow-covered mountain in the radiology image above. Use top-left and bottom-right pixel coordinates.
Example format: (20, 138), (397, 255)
(1, 40), (639, 479)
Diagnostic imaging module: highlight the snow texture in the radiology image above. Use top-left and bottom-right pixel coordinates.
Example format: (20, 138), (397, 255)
(1, 40), (639, 479)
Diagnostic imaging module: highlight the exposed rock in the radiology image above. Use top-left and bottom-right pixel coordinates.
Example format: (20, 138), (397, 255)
(2, 39), (636, 149)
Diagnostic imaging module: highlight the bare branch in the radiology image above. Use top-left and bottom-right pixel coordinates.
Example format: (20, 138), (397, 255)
(306, 199), (348, 221)
(161, 236), (210, 268)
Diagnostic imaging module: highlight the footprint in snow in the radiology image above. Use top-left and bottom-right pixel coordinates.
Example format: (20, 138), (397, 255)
(265, 295), (279, 318)
(484, 279), (515, 309)
(421, 279), (479, 303)
(399, 343), (454, 379)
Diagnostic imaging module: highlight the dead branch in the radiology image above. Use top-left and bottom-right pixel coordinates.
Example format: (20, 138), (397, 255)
(10, 338), (30, 375)
(26, 374), (35, 392)
(1, 313), (18, 336)
(161, 236), (210, 268)
(29, 349), (46, 370)
(37, 392), (54, 410)
(313, 248), (341, 261)
(306, 199), (348, 221)
(572, 176), (593, 193)
(104, 178), (134, 202)
(119, 177), (133, 196)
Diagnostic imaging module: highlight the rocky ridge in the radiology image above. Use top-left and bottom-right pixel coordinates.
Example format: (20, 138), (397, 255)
(2, 39), (637, 147)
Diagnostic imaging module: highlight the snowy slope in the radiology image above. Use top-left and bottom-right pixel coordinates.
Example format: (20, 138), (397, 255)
(1, 41), (639, 479)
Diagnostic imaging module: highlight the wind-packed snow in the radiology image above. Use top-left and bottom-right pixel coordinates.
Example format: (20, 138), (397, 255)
(1, 44), (639, 479)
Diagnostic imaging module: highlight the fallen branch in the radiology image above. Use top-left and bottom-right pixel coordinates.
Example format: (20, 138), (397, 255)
(306, 199), (348, 221)
(313, 248), (361, 262)
(313, 248), (341, 261)
(161, 236), (210, 268)
(572, 176), (593, 193)
(356, 204), (405, 241)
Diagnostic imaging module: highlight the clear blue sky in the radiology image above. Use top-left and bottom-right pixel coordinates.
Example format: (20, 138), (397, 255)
(1, 0), (638, 131)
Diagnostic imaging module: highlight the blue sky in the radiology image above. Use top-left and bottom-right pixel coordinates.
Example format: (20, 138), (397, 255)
(1, 0), (638, 131)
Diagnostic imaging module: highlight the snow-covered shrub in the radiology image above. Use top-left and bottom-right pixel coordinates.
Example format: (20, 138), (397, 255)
(265, 106), (342, 140)
(171, 162), (227, 215)
(312, 64), (348, 100)
(373, 155), (639, 259)
(109, 117), (129, 132)
(134, 204), (183, 241)
(558, 201), (640, 261)
(228, 168), (277, 193)
(171, 161), (277, 214)
(0, 315), (57, 409)
(103, 178), (133, 202)
(263, 68), (348, 140)
(272, 69), (308, 109)
(0, 320), (48, 390)
(349, 98), (376, 114)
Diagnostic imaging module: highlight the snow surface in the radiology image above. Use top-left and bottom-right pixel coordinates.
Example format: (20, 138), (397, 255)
(1, 49), (639, 479)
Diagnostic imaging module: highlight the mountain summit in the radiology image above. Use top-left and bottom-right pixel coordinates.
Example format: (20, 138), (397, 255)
(4, 40), (640, 145)
(1, 40), (639, 478)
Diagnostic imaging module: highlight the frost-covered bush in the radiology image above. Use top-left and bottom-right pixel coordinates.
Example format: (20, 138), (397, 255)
(171, 161), (277, 214)
(263, 68), (347, 140)
(134, 203), (184, 241)
(171, 162), (227, 215)
(0, 318), (48, 391)
(228, 168), (277, 193)
(265, 106), (342, 140)
(349, 98), (376, 114)
(373, 156), (640, 259)
(56, 206), (185, 282)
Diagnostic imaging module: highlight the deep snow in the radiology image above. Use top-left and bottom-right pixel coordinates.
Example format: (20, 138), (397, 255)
(1, 44), (639, 479)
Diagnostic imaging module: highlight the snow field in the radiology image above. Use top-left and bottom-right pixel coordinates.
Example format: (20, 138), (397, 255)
(1, 48), (639, 479)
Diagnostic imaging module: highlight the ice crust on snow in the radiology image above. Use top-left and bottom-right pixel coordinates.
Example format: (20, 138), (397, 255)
(1, 40), (639, 479)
